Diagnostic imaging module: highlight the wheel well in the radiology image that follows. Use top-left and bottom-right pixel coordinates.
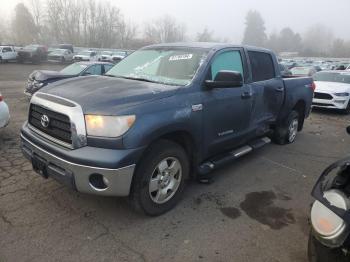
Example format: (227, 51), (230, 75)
(293, 100), (306, 131)
(158, 131), (197, 178)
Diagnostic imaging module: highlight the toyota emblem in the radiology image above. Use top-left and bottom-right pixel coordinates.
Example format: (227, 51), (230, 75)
(41, 114), (50, 128)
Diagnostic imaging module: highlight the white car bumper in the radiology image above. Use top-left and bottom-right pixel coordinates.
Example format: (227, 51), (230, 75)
(312, 92), (350, 110)
(0, 101), (10, 128)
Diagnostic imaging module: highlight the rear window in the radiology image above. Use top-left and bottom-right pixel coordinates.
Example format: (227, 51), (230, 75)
(248, 51), (275, 82)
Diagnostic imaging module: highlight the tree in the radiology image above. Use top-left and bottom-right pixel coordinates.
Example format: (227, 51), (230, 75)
(242, 10), (267, 47)
(144, 15), (186, 43)
(12, 3), (39, 45)
(196, 27), (215, 42)
(302, 24), (334, 56)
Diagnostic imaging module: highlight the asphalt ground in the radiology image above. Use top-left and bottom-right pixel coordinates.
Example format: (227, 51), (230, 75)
(1, 62), (350, 262)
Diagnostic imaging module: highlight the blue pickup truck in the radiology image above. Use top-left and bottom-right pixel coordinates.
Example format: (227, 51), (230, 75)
(21, 43), (314, 215)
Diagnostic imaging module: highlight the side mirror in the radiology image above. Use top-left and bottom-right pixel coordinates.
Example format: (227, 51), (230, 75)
(205, 70), (243, 88)
(346, 126), (350, 135)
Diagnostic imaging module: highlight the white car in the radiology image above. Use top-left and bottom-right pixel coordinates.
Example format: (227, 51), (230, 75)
(73, 50), (98, 62)
(0, 46), (17, 63)
(48, 48), (74, 63)
(0, 93), (10, 128)
(111, 51), (127, 63)
(98, 51), (113, 62)
(313, 71), (350, 113)
(346, 65), (350, 70)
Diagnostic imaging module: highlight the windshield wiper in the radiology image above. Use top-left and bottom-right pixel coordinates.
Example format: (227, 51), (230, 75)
(107, 75), (159, 83)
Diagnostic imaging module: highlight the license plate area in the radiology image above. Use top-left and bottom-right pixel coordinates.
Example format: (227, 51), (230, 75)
(32, 153), (48, 178)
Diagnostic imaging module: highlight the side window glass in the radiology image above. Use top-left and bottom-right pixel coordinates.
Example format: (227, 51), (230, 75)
(84, 65), (96, 75)
(94, 65), (102, 75)
(248, 51), (275, 82)
(210, 51), (244, 80)
(104, 64), (113, 73)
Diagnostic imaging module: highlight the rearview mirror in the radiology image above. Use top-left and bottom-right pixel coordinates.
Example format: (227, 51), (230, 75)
(205, 70), (243, 88)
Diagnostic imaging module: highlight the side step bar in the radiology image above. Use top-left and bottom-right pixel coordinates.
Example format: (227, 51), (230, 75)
(198, 137), (271, 175)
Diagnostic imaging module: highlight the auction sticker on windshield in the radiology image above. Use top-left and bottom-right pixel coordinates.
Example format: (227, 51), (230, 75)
(169, 54), (193, 61)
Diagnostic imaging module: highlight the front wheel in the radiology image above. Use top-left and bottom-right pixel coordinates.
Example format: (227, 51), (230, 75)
(273, 110), (299, 145)
(129, 140), (189, 216)
(308, 232), (348, 262)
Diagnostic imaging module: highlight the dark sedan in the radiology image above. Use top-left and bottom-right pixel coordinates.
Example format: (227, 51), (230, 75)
(25, 61), (114, 96)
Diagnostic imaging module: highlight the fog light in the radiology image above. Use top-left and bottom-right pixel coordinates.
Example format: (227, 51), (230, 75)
(311, 190), (350, 247)
(89, 173), (108, 191)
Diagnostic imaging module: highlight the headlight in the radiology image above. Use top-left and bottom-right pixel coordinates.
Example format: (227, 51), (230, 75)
(85, 115), (135, 137)
(334, 92), (350, 97)
(311, 189), (350, 247)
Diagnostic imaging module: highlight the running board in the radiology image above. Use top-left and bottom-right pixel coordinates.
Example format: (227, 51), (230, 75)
(198, 137), (271, 175)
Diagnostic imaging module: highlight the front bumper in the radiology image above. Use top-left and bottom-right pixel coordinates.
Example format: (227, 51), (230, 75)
(21, 133), (137, 197)
(312, 94), (350, 110)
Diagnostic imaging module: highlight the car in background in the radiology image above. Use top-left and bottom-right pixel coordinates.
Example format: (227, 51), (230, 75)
(48, 49), (74, 63)
(111, 51), (127, 63)
(98, 51), (113, 62)
(312, 71), (350, 113)
(58, 44), (74, 53)
(279, 64), (292, 76)
(346, 65), (350, 70)
(0, 46), (17, 63)
(25, 61), (114, 96)
(290, 66), (317, 77)
(0, 93), (10, 128)
(73, 50), (98, 62)
(17, 45), (48, 64)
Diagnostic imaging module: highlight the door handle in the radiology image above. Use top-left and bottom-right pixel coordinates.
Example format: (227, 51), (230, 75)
(275, 87), (284, 92)
(241, 91), (252, 99)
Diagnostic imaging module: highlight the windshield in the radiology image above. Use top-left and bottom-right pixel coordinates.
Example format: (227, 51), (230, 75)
(60, 63), (87, 75)
(106, 48), (208, 86)
(314, 72), (350, 84)
(78, 51), (92, 56)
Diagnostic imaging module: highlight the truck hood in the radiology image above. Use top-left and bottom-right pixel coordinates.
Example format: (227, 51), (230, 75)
(29, 70), (75, 82)
(40, 75), (180, 114)
(315, 81), (350, 93)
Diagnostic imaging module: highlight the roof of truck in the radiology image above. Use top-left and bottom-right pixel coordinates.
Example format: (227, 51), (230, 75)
(145, 42), (272, 52)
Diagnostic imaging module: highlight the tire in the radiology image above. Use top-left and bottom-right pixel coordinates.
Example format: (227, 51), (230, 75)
(308, 232), (348, 262)
(273, 110), (299, 145)
(129, 140), (189, 216)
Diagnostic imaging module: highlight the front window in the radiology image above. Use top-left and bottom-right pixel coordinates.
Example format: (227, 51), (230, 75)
(314, 72), (350, 84)
(106, 47), (208, 86)
(60, 63), (87, 75)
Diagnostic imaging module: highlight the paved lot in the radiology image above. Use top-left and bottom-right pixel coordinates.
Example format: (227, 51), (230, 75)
(1, 63), (350, 262)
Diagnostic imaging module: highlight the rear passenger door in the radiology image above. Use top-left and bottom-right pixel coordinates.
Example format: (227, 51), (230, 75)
(248, 51), (284, 127)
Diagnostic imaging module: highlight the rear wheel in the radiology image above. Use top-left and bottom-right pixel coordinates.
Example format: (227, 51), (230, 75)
(129, 140), (189, 216)
(273, 110), (299, 145)
(308, 232), (348, 262)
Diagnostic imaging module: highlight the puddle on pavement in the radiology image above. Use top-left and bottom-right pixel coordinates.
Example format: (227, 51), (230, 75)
(220, 207), (241, 219)
(240, 191), (295, 230)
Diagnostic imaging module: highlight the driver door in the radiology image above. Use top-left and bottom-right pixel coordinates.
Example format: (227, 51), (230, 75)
(201, 49), (253, 157)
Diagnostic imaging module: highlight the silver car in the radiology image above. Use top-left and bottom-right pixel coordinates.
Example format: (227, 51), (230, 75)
(0, 93), (10, 128)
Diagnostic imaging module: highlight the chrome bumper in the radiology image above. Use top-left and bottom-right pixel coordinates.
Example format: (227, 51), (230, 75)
(21, 134), (135, 196)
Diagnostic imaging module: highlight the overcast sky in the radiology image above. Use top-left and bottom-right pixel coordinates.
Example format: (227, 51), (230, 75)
(2, 0), (350, 42)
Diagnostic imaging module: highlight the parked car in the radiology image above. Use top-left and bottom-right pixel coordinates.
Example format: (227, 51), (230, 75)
(111, 51), (127, 63)
(48, 48), (74, 63)
(0, 46), (17, 63)
(312, 71), (350, 113)
(308, 126), (350, 262)
(98, 51), (113, 62)
(0, 93), (10, 128)
(17, 45), (48, 64)
(73, 50), (98, 61)
(279, 63), (292, 76)
(20, 43), (314, 216)
(58, 44), (74, 53)
(25, 62), (114, 96)
(291, 66), (317, 77)
(346, 65), (350, 70)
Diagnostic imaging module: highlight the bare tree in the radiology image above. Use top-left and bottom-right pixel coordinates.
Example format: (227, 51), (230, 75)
(196, 27), (215, 42)
(144, 15), (186, 43)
